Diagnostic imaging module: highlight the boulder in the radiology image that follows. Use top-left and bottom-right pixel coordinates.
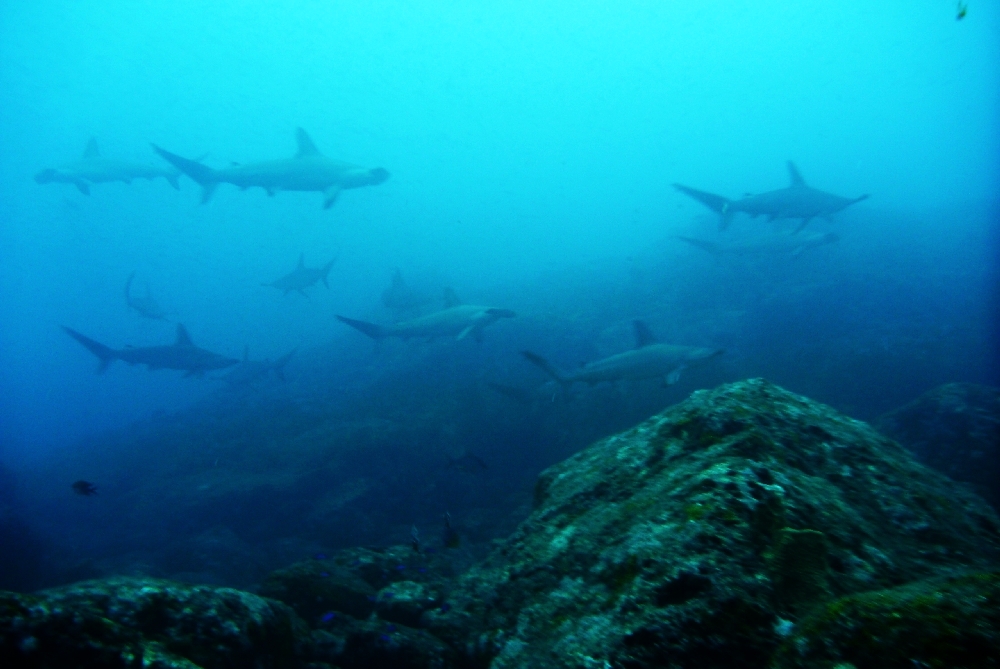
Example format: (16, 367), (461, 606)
(426, 379), (1000, 669)
(875, 382), (1000, 511)
(0, 576), (305, 669)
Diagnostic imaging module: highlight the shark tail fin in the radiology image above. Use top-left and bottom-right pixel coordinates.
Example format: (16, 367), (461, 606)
(152, 144), (219, 201)
(520, 351), (570, 391)
(62, 326), (117, 374)
(336, 315), (387, 340)
(321, 258), (336, 288)
(676, 236), (723, 256)
(673, 183), (732, 215)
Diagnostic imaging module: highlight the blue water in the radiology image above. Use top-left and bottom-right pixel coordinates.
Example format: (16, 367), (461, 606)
(0, 1), (997, 588)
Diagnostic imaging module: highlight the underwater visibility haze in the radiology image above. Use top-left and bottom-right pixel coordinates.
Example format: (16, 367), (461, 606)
(0, 1), (999, 667)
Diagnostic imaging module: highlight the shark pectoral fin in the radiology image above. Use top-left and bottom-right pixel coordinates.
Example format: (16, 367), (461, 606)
(297, 289), (309, 298)
(74, 180), (90, 195)
(200, 182), (219, 204)
(266, 188), (276, 197)
(323, 185), (342, 209)
(790, 245), (807, 258)
(457, 325), (475, 340)
(666, 366), (686, 385)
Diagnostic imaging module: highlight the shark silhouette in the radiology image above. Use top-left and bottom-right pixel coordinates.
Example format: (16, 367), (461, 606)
(674, 162), (868, 232)
(263, 254), (335, 297)
(522, 320), (723, 389)
(35, 138), (180, 194)
(152, 128), (389, 208)
(62, 323), (238, 377)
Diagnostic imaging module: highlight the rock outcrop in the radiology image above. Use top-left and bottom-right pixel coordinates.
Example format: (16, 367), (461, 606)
(0, 577), (305, 668)
(427, 379), (1000, 668)
(876, 382), (1000, 511)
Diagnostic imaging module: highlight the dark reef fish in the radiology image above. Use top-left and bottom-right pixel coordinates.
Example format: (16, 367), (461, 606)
(674, 161), (868, 232)
(34, 137), (181, 195)
(337, 289), (515, 343)
(62, 323), (239, 376)
(522, 320), (723, 389)
(71, 480), (97, 496)
(152, 127), (389, 209)
(125, 271), (169, 320)
(262, 253), (335, 297)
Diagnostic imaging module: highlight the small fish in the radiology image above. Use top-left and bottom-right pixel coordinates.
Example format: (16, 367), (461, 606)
(314, 552), (328, 560)
(956, 1), (968, 20)
(440, 602), (451, 613)
(319, 572), (330, 578)
(72, 480), (98, 496)
(385, 624), (397, 633)
(320, 611), (336, 623)
(410, 524), (421, 553)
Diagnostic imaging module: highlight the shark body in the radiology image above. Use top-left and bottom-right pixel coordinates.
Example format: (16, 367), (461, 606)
(676, 231), (840, 258)
(35, 138), (180, 194)
(337, 290), (515, 343)
(152, 128), (389, 209)
(674, 162), (868, 232)
(218, 346), (297, 386)
(62, 323), (238, 376)
(125, 272), (169, 320)
(263, 254), (335, 297)
(522, 321), (723, 389)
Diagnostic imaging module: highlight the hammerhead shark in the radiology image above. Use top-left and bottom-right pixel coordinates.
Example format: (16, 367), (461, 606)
(263, 254), (336, 297)
(218, 346), (297, 386)
(62, 323), (238, 376)
(152, 128), (390, 209)
(337, 289), (516, 343)
(522, 320), (723, 389)
(125, 272), (169, 320)
(676, 231), (840, 258)
(674, 162), (868, 232)
(35, 138), (180, 194)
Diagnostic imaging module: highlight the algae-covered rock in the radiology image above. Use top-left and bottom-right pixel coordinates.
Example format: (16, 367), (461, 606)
(428, 379), (1000, 669)
(876, 382), (1000, 511)
(772, 571), (1000, 669)
(0, 576), (305, 668)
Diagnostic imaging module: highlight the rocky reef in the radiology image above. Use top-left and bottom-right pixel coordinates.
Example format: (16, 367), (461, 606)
(3, 379), (998, 668)
(428, 378), (1000, 668)
(876, 382), (1000, 512)
(0, 577), (305, 668)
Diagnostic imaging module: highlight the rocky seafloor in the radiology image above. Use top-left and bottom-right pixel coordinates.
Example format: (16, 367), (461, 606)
(3, 379), (999, 668)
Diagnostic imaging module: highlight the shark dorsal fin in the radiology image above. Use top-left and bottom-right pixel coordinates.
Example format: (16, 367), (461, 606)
(243, 345), (249, 361)
(443, 287), (462, 308)
(787, 161), (806, 188)
(83, 138), (100, 159)
(632, 320), (657, 348)
(391, 268), (405, 288)
(297, 252), (305, 268)
(295, 128), (321, 158)
(175, 323), (194, 347)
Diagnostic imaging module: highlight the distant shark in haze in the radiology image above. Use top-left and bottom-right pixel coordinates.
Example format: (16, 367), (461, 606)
(217, 346), (297, 386)
(522, 320), (723, 389)
(125, 272), (169, 320)
(62, 323), (238, 377)
(34, 138), (181, 194)
(676, 231), (840, 258)
(152, 128), (390, 209)
(673, 162), (868, 232)
(263, 254), (336, 297)
(337, 289), (516, 343)
(381, 268), (433, 318)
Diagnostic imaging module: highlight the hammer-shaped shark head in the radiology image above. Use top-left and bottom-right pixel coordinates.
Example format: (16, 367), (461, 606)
(367, 167), (390, 185)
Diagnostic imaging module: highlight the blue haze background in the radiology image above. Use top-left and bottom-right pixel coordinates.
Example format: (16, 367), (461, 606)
(0, 1), (997, 587)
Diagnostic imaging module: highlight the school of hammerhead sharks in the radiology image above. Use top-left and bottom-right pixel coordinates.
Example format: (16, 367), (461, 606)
(39, 127), (869, 391)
